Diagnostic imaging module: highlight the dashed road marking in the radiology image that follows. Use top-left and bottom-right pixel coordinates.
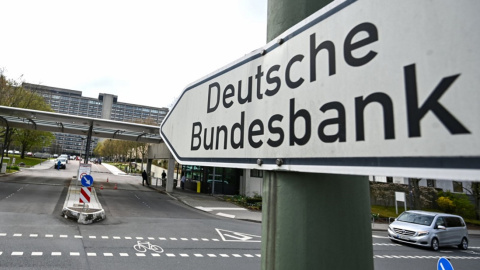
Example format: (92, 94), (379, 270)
(0, 232), (262, 244)
(374, 255), (480, 259)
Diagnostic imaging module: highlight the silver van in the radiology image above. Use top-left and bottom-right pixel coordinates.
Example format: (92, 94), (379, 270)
(387, 210), (468, 251)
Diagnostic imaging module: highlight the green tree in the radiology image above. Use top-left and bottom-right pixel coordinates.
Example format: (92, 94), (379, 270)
(14, 130), (55, 158)
(0, 72), (55, 157)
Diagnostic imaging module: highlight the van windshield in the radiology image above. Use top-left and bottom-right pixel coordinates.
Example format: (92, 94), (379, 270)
(397, 212), (434, 226)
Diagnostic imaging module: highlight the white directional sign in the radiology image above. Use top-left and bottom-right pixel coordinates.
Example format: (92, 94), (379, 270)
(161, 0), (480, 180)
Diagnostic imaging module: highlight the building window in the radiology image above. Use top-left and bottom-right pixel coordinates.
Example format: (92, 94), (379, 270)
(250, 169), (263, 178)
(427, 179), (436, 188)
(453, 181), (463, 193)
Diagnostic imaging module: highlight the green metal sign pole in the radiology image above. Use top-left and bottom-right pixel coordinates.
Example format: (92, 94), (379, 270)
(262, 1), (374, 269)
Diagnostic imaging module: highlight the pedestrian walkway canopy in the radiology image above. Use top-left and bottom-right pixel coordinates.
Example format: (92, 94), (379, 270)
(0, 105), (162, 143)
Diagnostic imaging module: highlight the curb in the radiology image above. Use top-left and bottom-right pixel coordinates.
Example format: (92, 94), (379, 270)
(62, 182), (106, 225)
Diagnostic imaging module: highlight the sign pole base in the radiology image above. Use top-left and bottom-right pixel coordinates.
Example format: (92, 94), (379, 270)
(261, 171), (373, 269)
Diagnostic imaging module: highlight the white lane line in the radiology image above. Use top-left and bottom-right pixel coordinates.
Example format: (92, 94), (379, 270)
(192, 238), (199, 241)
(32, 252), (43, 256)
(102, 236), (109, 239)
(180, 254), (189, 257)
(256, 254), (261, 257)
(212, 239), (220, 241)
(125, 237), (132, 240)
(220, 254), (229, 257)
(12, 252), (23, 256)
(113, 236), (121, 239)
(216, 212), (236, 219)
(170, 238), (177, 241)
(232, 254), (242, 257)
(74, 235), (83, 238)
(60, 235), (68, 238)
(30, 234), (38, 238)
(207, 254), (217, 257)
(166, 253), (176, 257)
(202, 238), (209, 241)
(194, 254), (204, 257)
(152, 253), (161, 257)
(119, 253), (129, 257)
(89, 236), (96, 239)
(45, 234), (53, 238)
(87, 253), (97, 257)
(136, 237), (144, 240)
(244, 254), (254, 258)
(159, 237), (166, 240)
(0, 233), (6, 236)
(13, 234), (22, 237)
(196, 207), (247, 211)
(52, 252), (61, 256)
(148, 237), (155, 240)
(181, 238), (188, 241)
(136, 253), (146, 257)
(70, 252), (80, 256)
(104, 253), (113, 257)
(372, 235), (389, 239)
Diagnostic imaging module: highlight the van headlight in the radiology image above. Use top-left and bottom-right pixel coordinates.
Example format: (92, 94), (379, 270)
(417, 231), (429, 236)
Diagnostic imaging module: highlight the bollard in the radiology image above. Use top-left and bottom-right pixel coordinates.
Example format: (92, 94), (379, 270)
(197, 181), (201, 193)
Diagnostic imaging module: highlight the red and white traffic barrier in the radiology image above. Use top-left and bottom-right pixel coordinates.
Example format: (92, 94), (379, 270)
(79, 187), (91, 203)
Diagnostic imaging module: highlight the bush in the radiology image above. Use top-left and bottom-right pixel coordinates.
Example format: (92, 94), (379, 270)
(438, 191), (475, 219)
(437, 196), (455, 213)
(6, 166), (19, 171)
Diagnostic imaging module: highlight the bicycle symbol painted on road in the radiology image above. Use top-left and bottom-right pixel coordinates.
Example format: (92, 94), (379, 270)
(133, 241), (164, 253)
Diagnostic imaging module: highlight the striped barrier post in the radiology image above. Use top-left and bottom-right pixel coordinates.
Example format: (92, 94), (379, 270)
(80, 187), (91, 203)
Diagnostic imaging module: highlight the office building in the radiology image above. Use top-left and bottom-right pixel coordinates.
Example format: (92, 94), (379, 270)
(22, 83), (168, 156)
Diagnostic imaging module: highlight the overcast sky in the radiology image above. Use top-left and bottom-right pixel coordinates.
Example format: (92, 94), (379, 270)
(0, 0), (267, 108)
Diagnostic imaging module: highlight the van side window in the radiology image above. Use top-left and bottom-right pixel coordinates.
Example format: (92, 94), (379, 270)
(436, 217), (445, 228)
(445, 217), (463, 227)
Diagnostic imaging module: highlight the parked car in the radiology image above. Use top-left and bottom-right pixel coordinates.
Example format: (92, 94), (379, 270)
(54, 158), (67, 169)
(26, 152), (33, 157)
(388, 210), (469, 251)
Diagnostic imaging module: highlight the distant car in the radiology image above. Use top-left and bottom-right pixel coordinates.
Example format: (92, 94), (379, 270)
(14, 150), (20, 155)
(53, 154), (58, 158)
(59, 154), (69, 163)
(7, 150), (13, 154)
(54, 158), (67, 169)
(388, 210), (469, 251)
(26, 152), (33, 157)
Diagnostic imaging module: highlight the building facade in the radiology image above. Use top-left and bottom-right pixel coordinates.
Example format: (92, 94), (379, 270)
(23, 83), (168, 156)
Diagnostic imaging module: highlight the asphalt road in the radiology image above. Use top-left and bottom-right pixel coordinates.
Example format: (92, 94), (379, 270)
(0, 161), (261, 270)
(0, 161), (479, 269)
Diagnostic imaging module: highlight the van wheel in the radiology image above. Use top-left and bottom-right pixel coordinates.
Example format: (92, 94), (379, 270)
(458, 237), (468, 250)
(431, 238), (439, 251)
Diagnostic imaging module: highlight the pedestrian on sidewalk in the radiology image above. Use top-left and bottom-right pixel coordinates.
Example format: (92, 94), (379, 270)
(180, 173), (185, 190)
(142, 170), (149, 186)
(161, 170), (166, 180)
